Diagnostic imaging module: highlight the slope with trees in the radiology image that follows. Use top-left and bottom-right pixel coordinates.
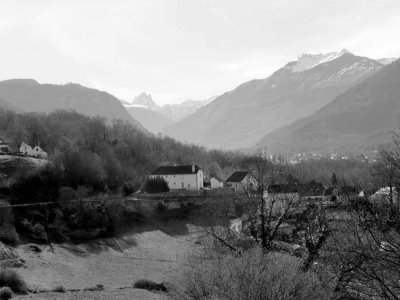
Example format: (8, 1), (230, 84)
(0, 79), (144, 130)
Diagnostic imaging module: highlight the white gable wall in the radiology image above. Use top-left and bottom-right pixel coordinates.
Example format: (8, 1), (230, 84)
(150, 170), (203, 190)
(211, 177), (223, 189)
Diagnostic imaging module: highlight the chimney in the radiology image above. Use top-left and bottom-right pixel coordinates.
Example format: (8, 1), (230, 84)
(192, 165), (195, 173)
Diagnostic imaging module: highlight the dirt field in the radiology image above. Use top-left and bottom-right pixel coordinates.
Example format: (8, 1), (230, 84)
(17, 288), (169, 300)
(10, 222), (203, 299)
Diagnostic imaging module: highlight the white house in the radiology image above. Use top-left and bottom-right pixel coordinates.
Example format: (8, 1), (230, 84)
(20, 143), (48, 159)
(370, 187), (400, 205)
(149, 165), (204, 190)
(32, 146), (48, 159)
(225, 171), (257, 193)
(210, 176), (224, 189)
(20, 142), (34, 156)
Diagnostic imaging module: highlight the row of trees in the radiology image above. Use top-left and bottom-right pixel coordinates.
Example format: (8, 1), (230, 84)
(0, 109), (251, 193)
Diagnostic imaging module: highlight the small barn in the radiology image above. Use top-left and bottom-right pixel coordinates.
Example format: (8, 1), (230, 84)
(225, 171), (257, 193)
(210, 176), (224, 189)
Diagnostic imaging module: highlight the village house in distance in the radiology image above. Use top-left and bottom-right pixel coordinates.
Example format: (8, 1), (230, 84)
(225, 171), (258, 193)
(149, 165), (204, 190)
(210, 176), (224, 189)
(19, 142), (48, 159)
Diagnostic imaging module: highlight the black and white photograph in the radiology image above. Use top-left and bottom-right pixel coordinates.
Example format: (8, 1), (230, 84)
(0, 0), (400, 299)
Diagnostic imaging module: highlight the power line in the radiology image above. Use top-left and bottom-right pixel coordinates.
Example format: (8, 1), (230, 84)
(0, 198), (109, 209)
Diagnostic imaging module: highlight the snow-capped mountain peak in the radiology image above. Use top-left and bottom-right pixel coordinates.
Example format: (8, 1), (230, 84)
(131, 92), (158, 109)
(289, 49), (353, 73)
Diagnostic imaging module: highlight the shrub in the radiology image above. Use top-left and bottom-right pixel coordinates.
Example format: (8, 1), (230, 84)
(83, 284), (104, 291)
(143, 177), (169, 194)
(58, 186), (76, 202)
(0, 269), (27, 294)
(31, 223), (46, 240)
(123, 182), (137, 196)
(155, 202), (167, 213)
(52, 285), (66, 293)
(185, 249), (332, 300)
(133, 279), (168, 292)
(51, 285), (67, 293)
(0, 287), (13, 300)
(0, 224), (19, 246)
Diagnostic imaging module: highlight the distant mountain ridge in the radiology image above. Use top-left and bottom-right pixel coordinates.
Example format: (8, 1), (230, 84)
(288, 49), (353, 72)
(121, 94), (214, 133)
(257, 57), (400, 154)
(0, 79), (145, 130)
(159, 97), (215, 121)
(131, 92), (158, 108)
(163, 51), (384, 149)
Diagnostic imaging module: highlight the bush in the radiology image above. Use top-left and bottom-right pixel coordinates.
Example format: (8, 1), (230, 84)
(143, 177), (169, 194)
(185, 249), (332, 300)
(52, 285), (66, 293)
(123, 182), (137, 196)
(155, 202), (167, 213)
(0, 224), (19, 246)
(133, 279), (168, 292)
(0, 287), (13, 300)
(83, 284), (104, 291)
(58, 186), (76, 202)
(0, 269), (27, 294)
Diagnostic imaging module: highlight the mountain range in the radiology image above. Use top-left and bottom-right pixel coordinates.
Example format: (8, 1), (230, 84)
(257, 57), (400, 154)
(121, 93), (214, 133)
(163, 50), (386, 149)
(0, 79), (144, 130)
(0, 49), (398, 155)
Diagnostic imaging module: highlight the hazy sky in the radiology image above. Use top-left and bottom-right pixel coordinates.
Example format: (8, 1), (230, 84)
(0, 0), (399, 105)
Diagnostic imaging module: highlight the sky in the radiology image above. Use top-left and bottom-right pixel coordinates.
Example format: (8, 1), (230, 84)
(0, 0), (399, 105)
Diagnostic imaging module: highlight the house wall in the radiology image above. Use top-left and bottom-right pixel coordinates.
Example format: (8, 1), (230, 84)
(210, 178), (223, 189)
(226, 182), (245, 193)
(33, 147), (48, 159)
(20, 144), (34, 156)
(150, 170), (203, 190)
(226, 175), (258, 193)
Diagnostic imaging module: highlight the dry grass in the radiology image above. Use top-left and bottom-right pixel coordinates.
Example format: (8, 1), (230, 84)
(14, 224), (202, 291)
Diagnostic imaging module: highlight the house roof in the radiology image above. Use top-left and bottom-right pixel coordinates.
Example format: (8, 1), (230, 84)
(225, 171), (248, 183)
(150, 165), (201, 175)
(211, 175), (223, 182)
